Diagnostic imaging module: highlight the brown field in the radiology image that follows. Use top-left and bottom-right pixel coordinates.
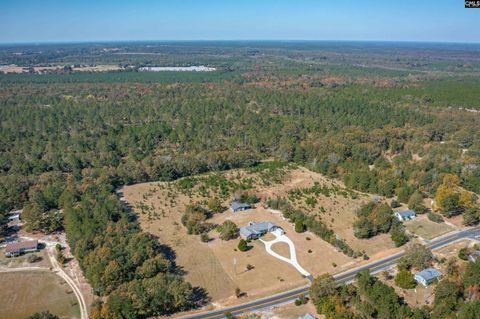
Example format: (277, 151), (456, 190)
(405, 215), (455, 240)
(0, 271), (80, 319)
(121, 165), (396, 305)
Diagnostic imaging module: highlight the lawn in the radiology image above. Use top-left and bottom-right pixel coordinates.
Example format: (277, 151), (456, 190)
(0, 271), (80, 319)
(405, 216), (455, 240)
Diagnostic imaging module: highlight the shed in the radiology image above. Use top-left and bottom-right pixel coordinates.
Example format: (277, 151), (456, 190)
(414, 268), (442, 287)
(230, 201), (252, 213)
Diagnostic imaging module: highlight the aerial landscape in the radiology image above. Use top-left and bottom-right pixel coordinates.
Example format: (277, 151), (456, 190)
(1, 1), (480, 319)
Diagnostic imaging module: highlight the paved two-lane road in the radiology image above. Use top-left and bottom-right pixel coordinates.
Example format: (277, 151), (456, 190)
(179, 226), (480, 319)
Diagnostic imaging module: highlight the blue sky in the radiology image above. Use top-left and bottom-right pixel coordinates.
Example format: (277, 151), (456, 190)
(1, 0), (479, 43)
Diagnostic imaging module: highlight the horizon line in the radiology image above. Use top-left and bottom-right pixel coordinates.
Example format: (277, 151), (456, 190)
(1, 39), (480, 46)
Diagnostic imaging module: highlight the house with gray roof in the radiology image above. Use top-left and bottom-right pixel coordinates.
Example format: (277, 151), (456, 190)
(240, 221), (283, 240)
(395, 210), (416, 222)
(414, 268), (442, 287)
(298, 313), (315, 319)
(230, 201), (252, 213)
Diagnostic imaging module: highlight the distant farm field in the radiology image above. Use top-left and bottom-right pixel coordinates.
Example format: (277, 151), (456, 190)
(0, 271), (80, 319)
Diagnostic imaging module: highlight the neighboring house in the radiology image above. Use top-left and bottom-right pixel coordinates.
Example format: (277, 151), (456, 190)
(230, 201), (252, 213)
(7, 209), (22, 222)
(240, 221), (283, 240)
(298, 314), (315, 319)
(414, 268), (442, 287)
(468, 250), (480, 263)
(395, 210), (416, 222)
(5, 240), (38, 257)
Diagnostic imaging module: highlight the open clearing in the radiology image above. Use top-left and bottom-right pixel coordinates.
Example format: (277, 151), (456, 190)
(121, 165), (397, 305)
(0, 271), (80, 319)
(404, 215), (455, 240)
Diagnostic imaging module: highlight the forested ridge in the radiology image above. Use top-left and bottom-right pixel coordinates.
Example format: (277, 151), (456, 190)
(1, 42), (480, 317)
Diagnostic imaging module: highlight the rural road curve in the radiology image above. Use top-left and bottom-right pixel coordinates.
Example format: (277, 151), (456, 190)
(178, 226), (480, 319)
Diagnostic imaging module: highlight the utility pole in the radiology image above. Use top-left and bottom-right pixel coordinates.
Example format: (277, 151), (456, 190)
(233, 257), (237, 276)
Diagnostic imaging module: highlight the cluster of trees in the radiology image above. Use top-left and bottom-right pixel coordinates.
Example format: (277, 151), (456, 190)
(435, 174), (478, 218)
(311, 260), (480, 319)
(353, 202), (409, 247)
(181, 204), (214, 235)
(62, 182), (196, 318)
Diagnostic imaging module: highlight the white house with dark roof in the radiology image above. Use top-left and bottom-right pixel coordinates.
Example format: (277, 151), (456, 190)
(395, 210), (416, 222)
(414, 268), (442, 287)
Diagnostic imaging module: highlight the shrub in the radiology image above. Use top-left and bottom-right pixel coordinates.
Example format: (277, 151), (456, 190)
(390, 199), (401, 208)
(27, 254), (41, 263)
(295, 220), (306, 233)
(200, 233), (209, 243)
(458, 247), (469, 261)
(238, 239), (248, 252)
(428, 212), (444, 223)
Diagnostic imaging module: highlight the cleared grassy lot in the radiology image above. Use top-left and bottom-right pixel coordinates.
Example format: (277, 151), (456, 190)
(0, 271), (80, 319)
(405, 215), (455, 240)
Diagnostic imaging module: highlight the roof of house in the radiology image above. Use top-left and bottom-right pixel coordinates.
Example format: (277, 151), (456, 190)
(415, 268), (442, 281)
(396, 210), (416, 217)
(240, 221), (277, 237)
(298, 313), (315, 319)
(5, 240), (38, 253)
(230, 201), (251, 211)
(469, 250), (480, 259)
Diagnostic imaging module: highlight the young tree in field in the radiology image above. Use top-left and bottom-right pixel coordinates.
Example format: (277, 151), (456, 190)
(217, 220), (238, 241)
(207, 197), (223, 214)
(238, 239), (248, 251)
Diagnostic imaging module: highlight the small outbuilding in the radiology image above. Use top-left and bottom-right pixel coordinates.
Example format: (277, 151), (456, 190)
(414, 268), (442, 287)
(230, 201), (252, 213)
(395, 210), (416, 222)
(5, 240), (38, 257)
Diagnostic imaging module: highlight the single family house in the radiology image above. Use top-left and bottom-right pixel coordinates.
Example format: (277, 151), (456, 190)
(240, 221), (283, 240)
(5, 240), (38, 257)
(414, 268), (442, 287)
(395, 210), (416, 222)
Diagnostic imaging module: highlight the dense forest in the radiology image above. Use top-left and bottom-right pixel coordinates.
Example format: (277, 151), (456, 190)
(1, 42), (480, 317)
